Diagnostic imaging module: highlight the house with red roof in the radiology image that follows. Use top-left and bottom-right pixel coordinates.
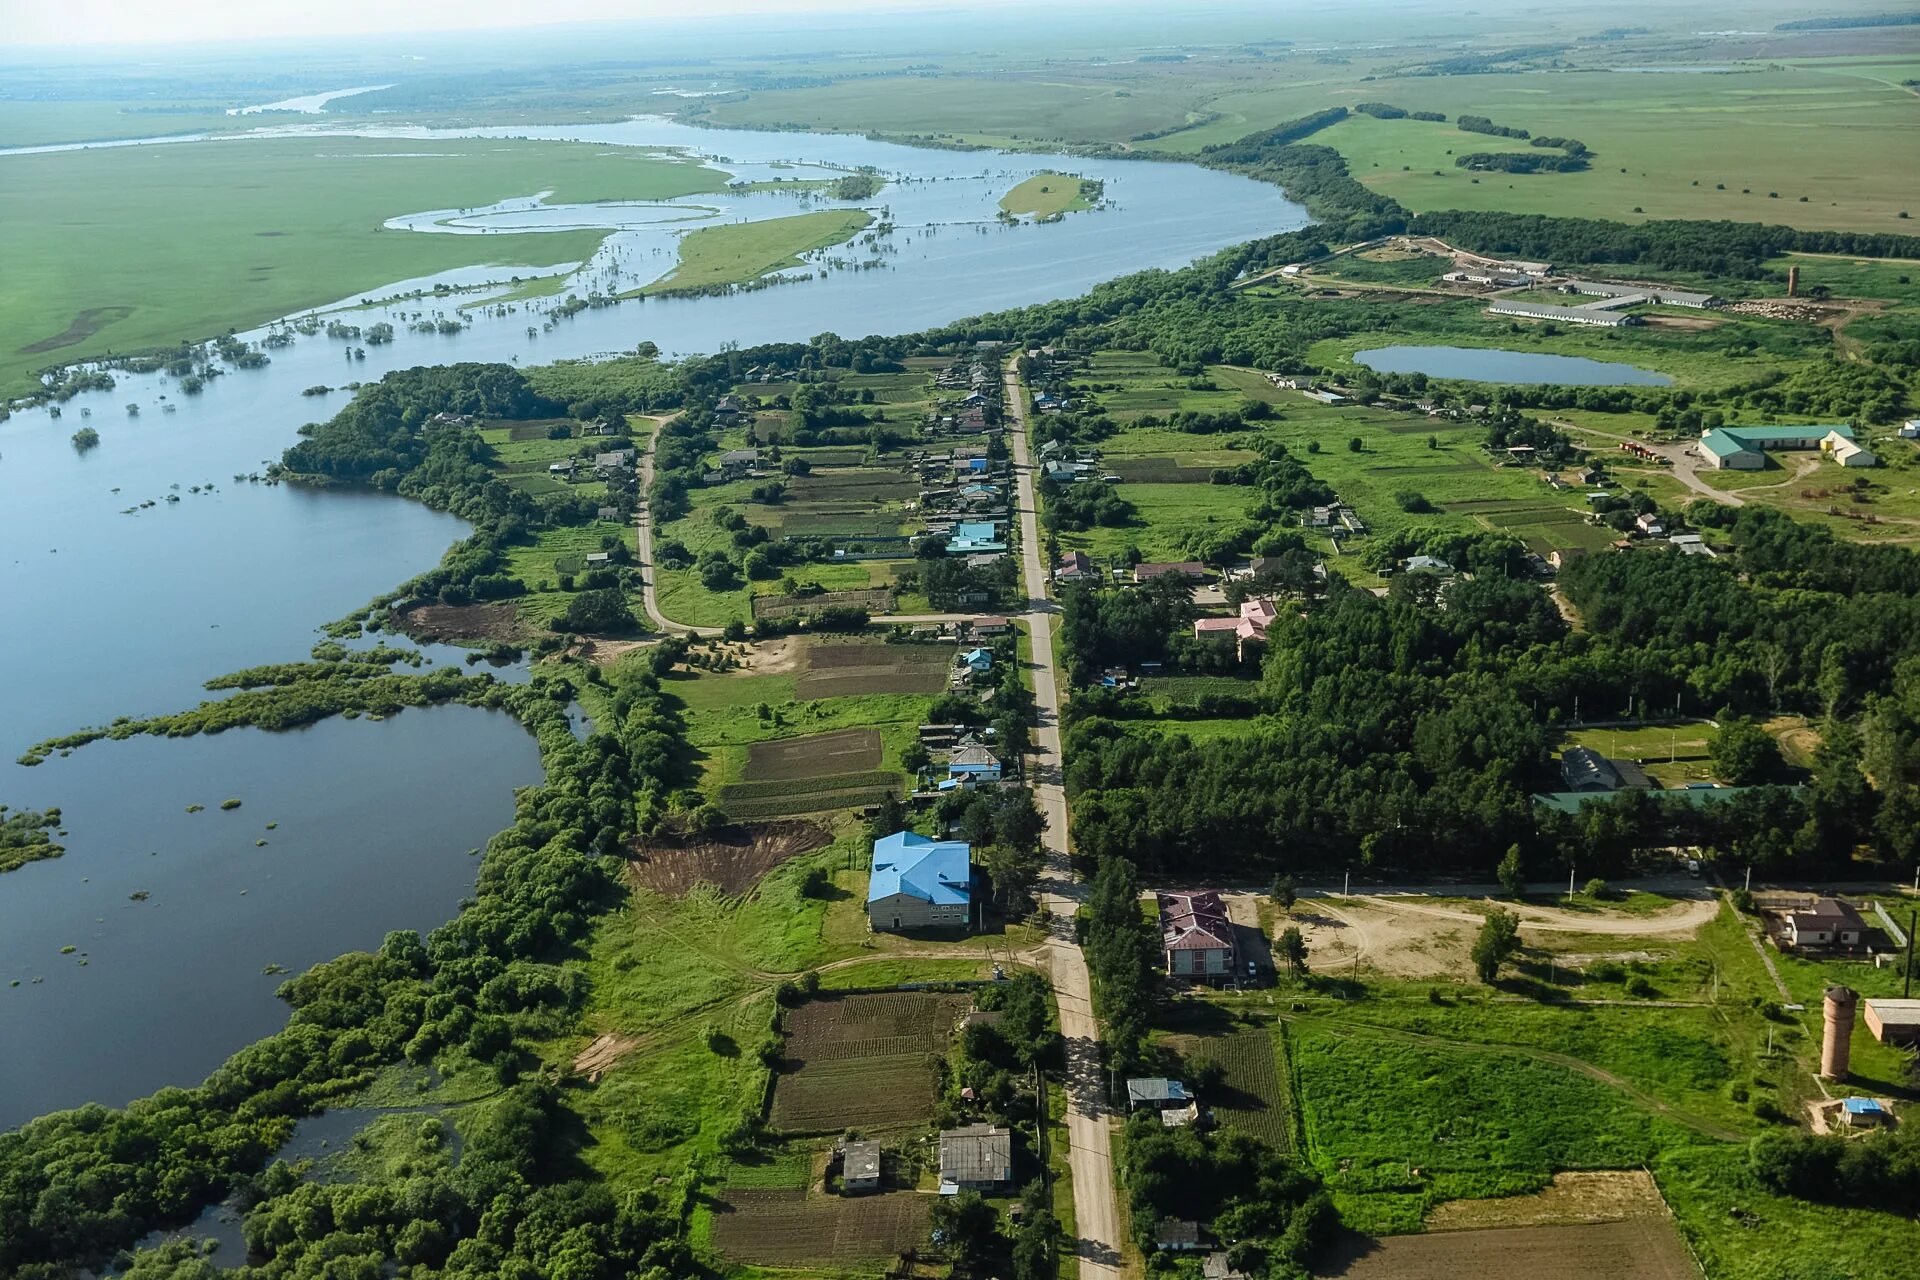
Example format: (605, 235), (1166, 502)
(1158, 890), (1238, 980)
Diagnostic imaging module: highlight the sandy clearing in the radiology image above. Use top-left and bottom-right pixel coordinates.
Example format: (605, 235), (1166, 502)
(1366, 894), (1721, 937)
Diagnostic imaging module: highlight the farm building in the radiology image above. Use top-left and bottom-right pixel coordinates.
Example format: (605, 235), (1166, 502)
(1126, 1077), (1192, 1113)
(1697, 424), (1867, 471)
(939, 1124), (1012, 1192)
(867, 832), (973, 932)
(1158, 890), (1237, 979)
(1487, 298), (1638, 327)
(1400, 554), (1453, 576)
(1784, 898), (1867, 949)
(1560, 746), (1652, 793)
(841, 1140), (882, 1193)
(1302, 388), (1349, 405)
(1901, 420), (1920, 439)
(1134, 561), (1210, 584)
(1558, 278), (1722, 308)
(1864, 999), (1920, 1046)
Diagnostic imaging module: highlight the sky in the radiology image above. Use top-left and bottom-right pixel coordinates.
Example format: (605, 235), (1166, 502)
(6, 0), (1032, 48)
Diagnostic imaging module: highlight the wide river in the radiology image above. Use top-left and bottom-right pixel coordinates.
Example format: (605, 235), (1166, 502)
(0, 118), (1300, 1124)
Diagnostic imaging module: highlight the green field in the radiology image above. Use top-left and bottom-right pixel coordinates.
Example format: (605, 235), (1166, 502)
(0, 136), (731, 396)
(1000, 172), (1097, 219)
(641, 209), (874, 295)
(1148, 61), (1920, 235)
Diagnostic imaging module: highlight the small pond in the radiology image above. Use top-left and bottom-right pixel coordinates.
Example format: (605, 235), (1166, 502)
(1353, 344), (1674, 386)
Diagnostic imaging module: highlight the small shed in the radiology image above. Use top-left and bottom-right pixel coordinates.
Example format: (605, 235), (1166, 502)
(842, 1140), (882, 1192)
(1842, 1097), (1889, 1128)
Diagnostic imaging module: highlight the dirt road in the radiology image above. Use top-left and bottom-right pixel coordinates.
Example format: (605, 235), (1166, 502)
(1007, 360), (1123, 1280)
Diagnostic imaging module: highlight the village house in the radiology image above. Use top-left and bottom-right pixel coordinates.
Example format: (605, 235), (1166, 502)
(939, 1124), (1013, 1193)
(1056, 550), (1097, 582)
(1158, 890), (1238, 980)
(959, 648), (994, 676)
(595, 449), (636, 474)
(1784, 898), (1867, 950)
(1125, 1077), (1192, 1113)
(969, 615), (1011, 637)
(840, 1140), (881, 1193)
(947, 743), (1002, 784)
(1192, 598), (1278, 659)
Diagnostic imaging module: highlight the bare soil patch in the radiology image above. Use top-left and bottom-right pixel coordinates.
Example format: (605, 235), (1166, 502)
(1319, 1217), (1697, 1280)
(1425, 1170), (1667, 1231)
(746, 727), (882, 781)
(625, 820), (831, 897)
(395, 600), (534, 645)
(795, 640), (950, 699)
(572, 1032), (642, 1082)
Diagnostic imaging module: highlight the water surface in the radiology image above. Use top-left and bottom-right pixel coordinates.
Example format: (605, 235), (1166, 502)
(0, 707), (541, 1128)
(1354, 344), (1673, 386)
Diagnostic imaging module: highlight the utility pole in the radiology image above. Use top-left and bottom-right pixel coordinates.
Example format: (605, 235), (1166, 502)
(1745, 866), (1752, 894)
(1344, 870), (1350, 897)
(1906, 913), (1916, 1000)
(1568, 865), (1575, 902)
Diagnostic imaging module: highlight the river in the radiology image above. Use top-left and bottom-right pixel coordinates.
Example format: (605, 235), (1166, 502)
(0, 118), (1298, 1126)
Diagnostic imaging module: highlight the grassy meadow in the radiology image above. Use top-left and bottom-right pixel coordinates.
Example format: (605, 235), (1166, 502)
(640, 209), (874, 295)
(0, 135), (730, 396)
(999, 172), (1098, 219)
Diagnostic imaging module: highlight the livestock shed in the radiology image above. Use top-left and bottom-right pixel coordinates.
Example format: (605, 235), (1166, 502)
(1863, 998), (1920, 1046)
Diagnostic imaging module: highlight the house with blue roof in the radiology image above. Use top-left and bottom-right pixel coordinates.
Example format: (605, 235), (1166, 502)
(868, 831), (974, 932)
(947, 520), (1007, 554)
(960, 648), (994, 674)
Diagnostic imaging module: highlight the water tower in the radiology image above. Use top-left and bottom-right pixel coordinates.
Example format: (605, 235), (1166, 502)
(1821, 985), (1858, 1081)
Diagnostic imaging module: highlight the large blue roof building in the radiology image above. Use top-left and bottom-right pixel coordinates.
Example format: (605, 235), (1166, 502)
(868, 831), (973, 932)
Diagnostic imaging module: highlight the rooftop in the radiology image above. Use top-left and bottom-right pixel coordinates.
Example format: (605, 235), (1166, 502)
(868, 831), (972, 908)
(940, 1124), (1012, 1186)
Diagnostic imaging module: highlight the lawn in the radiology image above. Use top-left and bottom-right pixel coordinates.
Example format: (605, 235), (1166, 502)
(641, 209), (874, 294)
(1000, 172), (1097, 219)
(0, 135), (731, 395)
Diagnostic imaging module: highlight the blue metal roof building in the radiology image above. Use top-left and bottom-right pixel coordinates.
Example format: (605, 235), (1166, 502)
(868, 831), (974, 931)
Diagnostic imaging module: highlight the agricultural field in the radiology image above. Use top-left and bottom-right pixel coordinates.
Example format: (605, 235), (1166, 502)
(770, 992), (972, 1133)
(1318, 1217), (1698, 1280)
(1184, 886), (1920, 1278)
(0, 135), (731, 396)
(657, 637), (942, 810)
(1164, 1028), (1292, 1150)
(625, 820), (833, 897)
(709, 1186), (930, 1269)
(794, 637), (953, 700)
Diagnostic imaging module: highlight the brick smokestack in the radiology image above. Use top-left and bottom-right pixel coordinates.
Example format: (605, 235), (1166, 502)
(1822, 985), (1858, 1081)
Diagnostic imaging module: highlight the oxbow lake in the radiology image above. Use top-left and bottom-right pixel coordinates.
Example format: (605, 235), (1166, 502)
(0, 120), (1300, 1125)
(1353, 344), (1674, 386)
